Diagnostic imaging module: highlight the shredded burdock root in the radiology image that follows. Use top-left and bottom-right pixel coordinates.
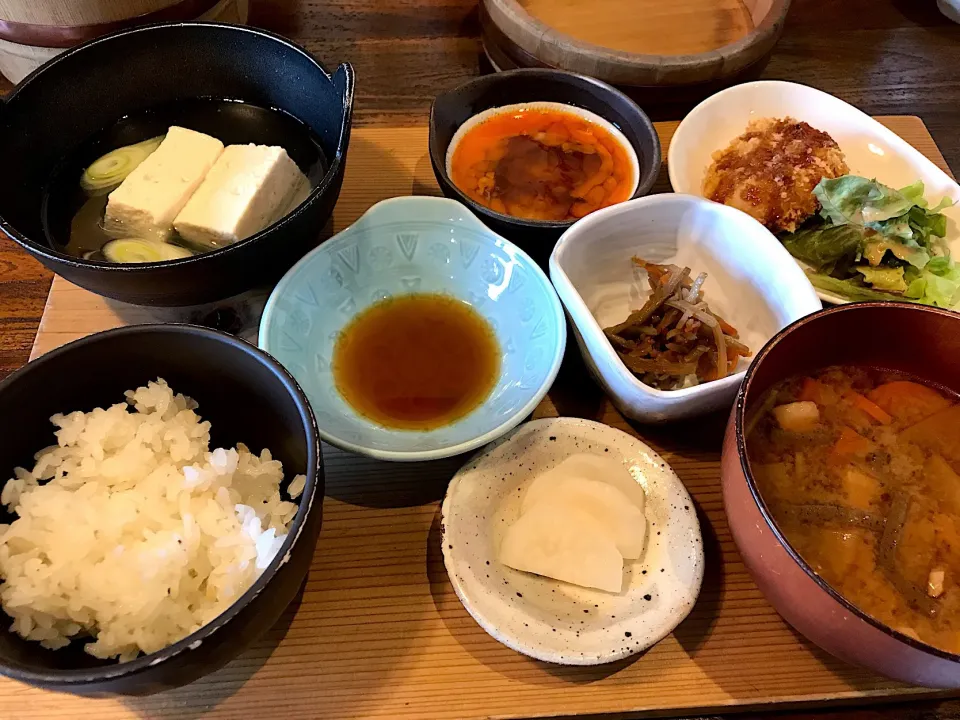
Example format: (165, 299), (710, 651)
(603, 258), (752, 391)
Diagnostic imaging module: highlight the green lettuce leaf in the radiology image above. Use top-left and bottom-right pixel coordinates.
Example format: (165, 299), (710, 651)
(926, 256), (954, 274)
(787, 175), (957, 306)
(905, 277), (926, 299)
(928, 196), (955, 214)
(810, 260), (960, 307)
(814, 176), (919, 226)
(812, 176), (953, 248)
(898, 180), (927, 207)
(924, 275), (958, 307)
(780, 224), (864, 272)
(871, 218), (915, 242)
(904, 205), (949, 245)
(921, 256), (960, 307)
(807, 273), (903, 302)
(856, 266), (908, 292)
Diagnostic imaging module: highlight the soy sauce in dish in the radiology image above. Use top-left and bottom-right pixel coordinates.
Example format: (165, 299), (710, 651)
(332, 294), (501, 430)
(41, 98), (328, 260)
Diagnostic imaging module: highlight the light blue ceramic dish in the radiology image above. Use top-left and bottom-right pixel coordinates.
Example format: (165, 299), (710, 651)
(259, 196), (567, 461)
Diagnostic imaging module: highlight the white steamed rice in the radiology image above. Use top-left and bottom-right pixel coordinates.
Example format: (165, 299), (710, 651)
(0, 379), (305, 662)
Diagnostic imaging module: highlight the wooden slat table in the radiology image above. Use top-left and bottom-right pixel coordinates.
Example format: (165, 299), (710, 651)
(1, 117), (954, 720)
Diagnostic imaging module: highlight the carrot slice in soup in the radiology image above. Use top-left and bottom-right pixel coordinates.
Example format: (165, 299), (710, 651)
(868, 381), (952, 425)
(798, 378), (822, 403)
(830, 427), (874, 463)
(844, 390), (893, 425)
(798, 378), (837, 406)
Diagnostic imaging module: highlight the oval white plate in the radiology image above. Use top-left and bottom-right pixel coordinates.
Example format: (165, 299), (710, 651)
(440, 417), (704, 665)
(668, 80), (960, 307)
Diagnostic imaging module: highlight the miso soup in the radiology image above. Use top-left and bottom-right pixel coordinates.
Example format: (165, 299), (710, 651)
(747, 365), (960, 653)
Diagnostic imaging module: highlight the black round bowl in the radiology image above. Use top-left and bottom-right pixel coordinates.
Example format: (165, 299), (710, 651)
(0, 325), (323, 695)
(0, 22), (354, 307)
(428, 68), (661, 263)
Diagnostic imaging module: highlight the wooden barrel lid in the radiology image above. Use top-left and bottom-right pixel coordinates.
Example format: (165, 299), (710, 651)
(482, 0), (791, 87)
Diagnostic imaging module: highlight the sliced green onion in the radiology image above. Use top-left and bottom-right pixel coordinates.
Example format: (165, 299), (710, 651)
(81, 136), (165, 196)
(102, 239), (193, 264)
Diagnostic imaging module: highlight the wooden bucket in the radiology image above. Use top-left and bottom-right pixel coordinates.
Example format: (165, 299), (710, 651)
(481, 0), (792, 88)
(0, 0), (248, 83)
(0, 0), (228, 47)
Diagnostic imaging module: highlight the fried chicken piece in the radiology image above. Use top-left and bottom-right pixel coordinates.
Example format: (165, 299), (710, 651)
(703, 117), (849, 233)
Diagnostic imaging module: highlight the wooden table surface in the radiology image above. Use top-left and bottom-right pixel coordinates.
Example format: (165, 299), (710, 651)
(2, 0), (960, 718)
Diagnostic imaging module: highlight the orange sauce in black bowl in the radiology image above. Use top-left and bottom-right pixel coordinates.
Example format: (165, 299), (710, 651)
(446, 102), (638, 222)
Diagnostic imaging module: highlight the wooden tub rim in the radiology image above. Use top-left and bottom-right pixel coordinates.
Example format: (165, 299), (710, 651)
(483, 0), (792, 81)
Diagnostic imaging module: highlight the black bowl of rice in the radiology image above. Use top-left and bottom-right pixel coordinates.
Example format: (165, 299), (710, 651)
(0, 324), (322, 695)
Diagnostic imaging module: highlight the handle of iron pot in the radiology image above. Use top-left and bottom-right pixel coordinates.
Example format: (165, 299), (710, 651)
(331, 62), (355, 154)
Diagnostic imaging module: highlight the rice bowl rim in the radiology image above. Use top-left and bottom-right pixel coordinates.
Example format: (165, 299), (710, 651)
(0, 323), (323, 686)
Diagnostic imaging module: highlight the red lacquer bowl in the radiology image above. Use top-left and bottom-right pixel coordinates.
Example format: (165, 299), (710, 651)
(721, 302), (960, 688)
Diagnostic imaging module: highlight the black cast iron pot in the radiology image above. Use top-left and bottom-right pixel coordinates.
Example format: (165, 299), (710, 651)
(0, 324), (323, 695)
(0, 22), (354, 307)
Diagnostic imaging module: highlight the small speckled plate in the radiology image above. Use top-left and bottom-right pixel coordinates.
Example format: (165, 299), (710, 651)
(440, 417), (704, 665)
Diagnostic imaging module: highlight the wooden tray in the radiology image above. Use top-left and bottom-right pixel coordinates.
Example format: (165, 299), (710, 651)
(5, 118), (955, 720)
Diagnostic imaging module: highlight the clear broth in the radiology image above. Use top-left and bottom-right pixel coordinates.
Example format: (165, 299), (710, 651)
(332, 294), (501, 430)
(42, 98), (328, 260)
